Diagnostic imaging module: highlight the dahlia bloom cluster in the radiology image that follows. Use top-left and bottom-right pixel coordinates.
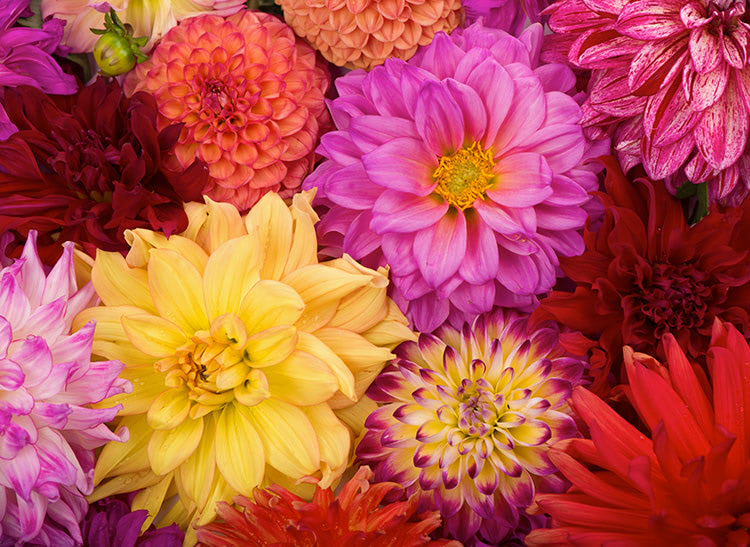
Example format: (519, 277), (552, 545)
(0, 232), (129, 545)
(125, 11), (331, 211)
(545, 0), (750, 204)
(357, 310), (585, 544)
(78, 191), (413, 543)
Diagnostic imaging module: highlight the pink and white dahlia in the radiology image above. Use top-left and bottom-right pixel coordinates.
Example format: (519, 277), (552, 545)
(545, 0), (750, 205)
(0, 232), (129, 545)
(357, 310), (584, 544)
(304, 21), (605, 332)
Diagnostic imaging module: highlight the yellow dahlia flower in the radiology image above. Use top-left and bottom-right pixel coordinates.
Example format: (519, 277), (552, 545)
(75, 190), (414, 544)
(276, 0), (463, 69)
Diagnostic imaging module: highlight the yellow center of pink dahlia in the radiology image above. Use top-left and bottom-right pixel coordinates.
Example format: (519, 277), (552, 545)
(433, 141), (496, 210)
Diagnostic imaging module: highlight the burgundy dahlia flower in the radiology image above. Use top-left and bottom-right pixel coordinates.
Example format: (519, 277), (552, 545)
(0, 79), (208, 264)
(544, 0), (750, 205)
(0, 0), (77, 139)
(535, 157), (750, 396)
(304, 21), (606, 332)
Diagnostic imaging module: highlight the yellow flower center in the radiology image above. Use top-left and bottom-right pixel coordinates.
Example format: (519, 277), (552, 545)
(158, 313), (270, 419)
(432, 142), (496, 210)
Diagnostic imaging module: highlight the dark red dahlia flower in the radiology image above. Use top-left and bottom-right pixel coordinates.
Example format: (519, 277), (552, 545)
(0, 79), (208, 264)
(535, 157), (750, 396)
(526, 321), (750, 546)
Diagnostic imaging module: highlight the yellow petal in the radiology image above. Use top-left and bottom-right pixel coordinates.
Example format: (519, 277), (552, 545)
(238, 398), (319, 479)
(94, 415), (151, 484)
(233, 369), (270, 407)
(215, 362), (249, 390)
(245, 191), (293, 280)
(148, 248), (208, 334)
(237, 280), (305, 335)
(244, 325), (298, 368)
(125, 229), (209, 273)
(148, 417), (204, 475)
(300, 404), (350, 489)
(334, 395), (380, 436)
(202, 235), (262, 319)
(296, 332), (356, 402)
(215, 403), (265, 496)
(281, 193), (320, 278)
(73, 247), (94, 289)
(74, 306), (155, 366)
(282, 265), (373, 332)
(93, 365), (165, 415)
(88, 469), (163, 503)
(209, 313), (248, 349)
(361, 300), (417, 349)
(314, 328), (394, 371)
(174, 415), (216, 509)
(183, 197), (246, 254)
(91, 250), (157, 313)
(147, 388), (191, 430)
(326, 260), (389, 332)
(121, 314), (187, 358)
(131, 472), (174, 532)
(263, 350), (338, 406)
(192, 473), (235, 527)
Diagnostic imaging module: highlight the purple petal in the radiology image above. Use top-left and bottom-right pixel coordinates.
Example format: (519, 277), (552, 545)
(371, 191), (448, 233)
(496, 248), (541, 294)
(348, 115), (420, 153)
(325, 163), (382, 210)
(362, 137), (437, 196)
(413, 209), (467, 288)
(459, 210), (499, 285)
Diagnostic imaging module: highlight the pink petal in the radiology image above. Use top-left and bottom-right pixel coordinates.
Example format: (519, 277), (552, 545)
(15, 297), (66, 341)
(573, 29), (644, 69)
(615, 0), (684, 40)
(382, 232), (419, 276)
(445, 79), (486, 144)
(10, 336), (51, 388)
(628, 35), (689, 95)
(496, 247), (541, 294)
(643, 76), (702, 146)
(464, 59), (514, 147)
(487, 153), (553, 207)
(372, 191), (449, 233)
(449, 281), (495, 314)
(407, 293), (450, 333)
(514, 122), (585, 174)
(589, 67), (648, 117)
(493, 68), (546, 152)
(683, 62), (729, 111)
(689, 26), (723, 73)
(474, 200), (534, 235)
(722, 28), (748, 68)
(534, 64), (577, 93)
(582, 0), (629, 14)
(54, 359), (126, 404)
(5, 444), (40, 501)
(325, 163), (382, 209)
(415, 80), (465, 155)
(364, 68), (412, 119)
(0, 272), (31, 328)
(0, 316), (10, 359)
(414, 32), (465, 80)
(641, 132), (695, 179)
(535, 203), (588, 230)
(694, 78), (749, 170)
(413, 209), (467, 288)
(17, 232), (44, 309)
(546, 174), (591, 206)
(549, 0), (612, 33)
(41, 244), (76, 305)
(459, 210), (499, 285)
(362, 137), (437, 196)
(343, 211), (382, 258)
(348, 115), (420, 154)
(679, 1), (710, 28)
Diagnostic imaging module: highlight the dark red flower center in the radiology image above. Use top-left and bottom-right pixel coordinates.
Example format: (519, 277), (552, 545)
(637, 263), (711, 336)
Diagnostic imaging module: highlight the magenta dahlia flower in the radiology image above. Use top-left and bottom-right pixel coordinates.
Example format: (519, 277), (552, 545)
(357, 310), (584, 544)
(0, 231), (130, 545)
(462, 0), (550, 35)
(0, 0), (77, 139)
(304, 21), (606, 332)
(545, 0), (750, 204)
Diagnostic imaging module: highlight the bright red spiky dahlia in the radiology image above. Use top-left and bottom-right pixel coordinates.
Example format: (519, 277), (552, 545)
(194, 466), (458, 547)
(534, 157), (750, 396)
(526, 320), (750, 546)
(0, 79), (207, 264)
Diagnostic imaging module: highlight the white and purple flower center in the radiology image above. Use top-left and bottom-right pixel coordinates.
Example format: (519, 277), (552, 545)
(433, 141), (496, 210)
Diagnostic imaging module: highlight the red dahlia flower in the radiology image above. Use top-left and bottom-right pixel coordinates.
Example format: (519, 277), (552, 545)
(527, 321), (750, 546)
(195, 466), (458, 547)
(0, 79), (207, 264)
(535, 157), (750, 395)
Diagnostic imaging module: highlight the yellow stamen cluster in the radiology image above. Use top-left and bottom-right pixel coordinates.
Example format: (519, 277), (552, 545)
(433, 142), (496, 210)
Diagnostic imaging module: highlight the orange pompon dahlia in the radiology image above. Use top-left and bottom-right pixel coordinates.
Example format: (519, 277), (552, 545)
(527, 320), (750, 546)
(275, 0), (462, 69)
(125, 11), (331, 211)
(195, 466), (459, 546)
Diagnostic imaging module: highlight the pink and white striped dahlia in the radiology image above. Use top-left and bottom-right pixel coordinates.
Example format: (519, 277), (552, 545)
(356, 310), (584, 544)
(545, 0), (750, 205)
(0, 232), (129, 545)
(304, 21), (605, 332)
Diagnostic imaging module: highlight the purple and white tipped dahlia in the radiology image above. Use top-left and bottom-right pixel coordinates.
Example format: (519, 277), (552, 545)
(356, 310), (584, 544)
(304, 21), (606, 332)
(0, 232), (129, 546)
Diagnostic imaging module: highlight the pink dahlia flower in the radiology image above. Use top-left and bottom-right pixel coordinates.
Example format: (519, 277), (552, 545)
(304, 21), (606, 332)
(462, 0), (551, 35)
(357, 310), (585, 544)
(545, 0), (750, 205)
(0, 231), (130, 545)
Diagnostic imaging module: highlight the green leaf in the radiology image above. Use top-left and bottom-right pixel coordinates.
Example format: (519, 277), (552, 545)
(675, 180), (698, 199)
(691, 181), (709, 224)
(17, 0), (42, 28)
